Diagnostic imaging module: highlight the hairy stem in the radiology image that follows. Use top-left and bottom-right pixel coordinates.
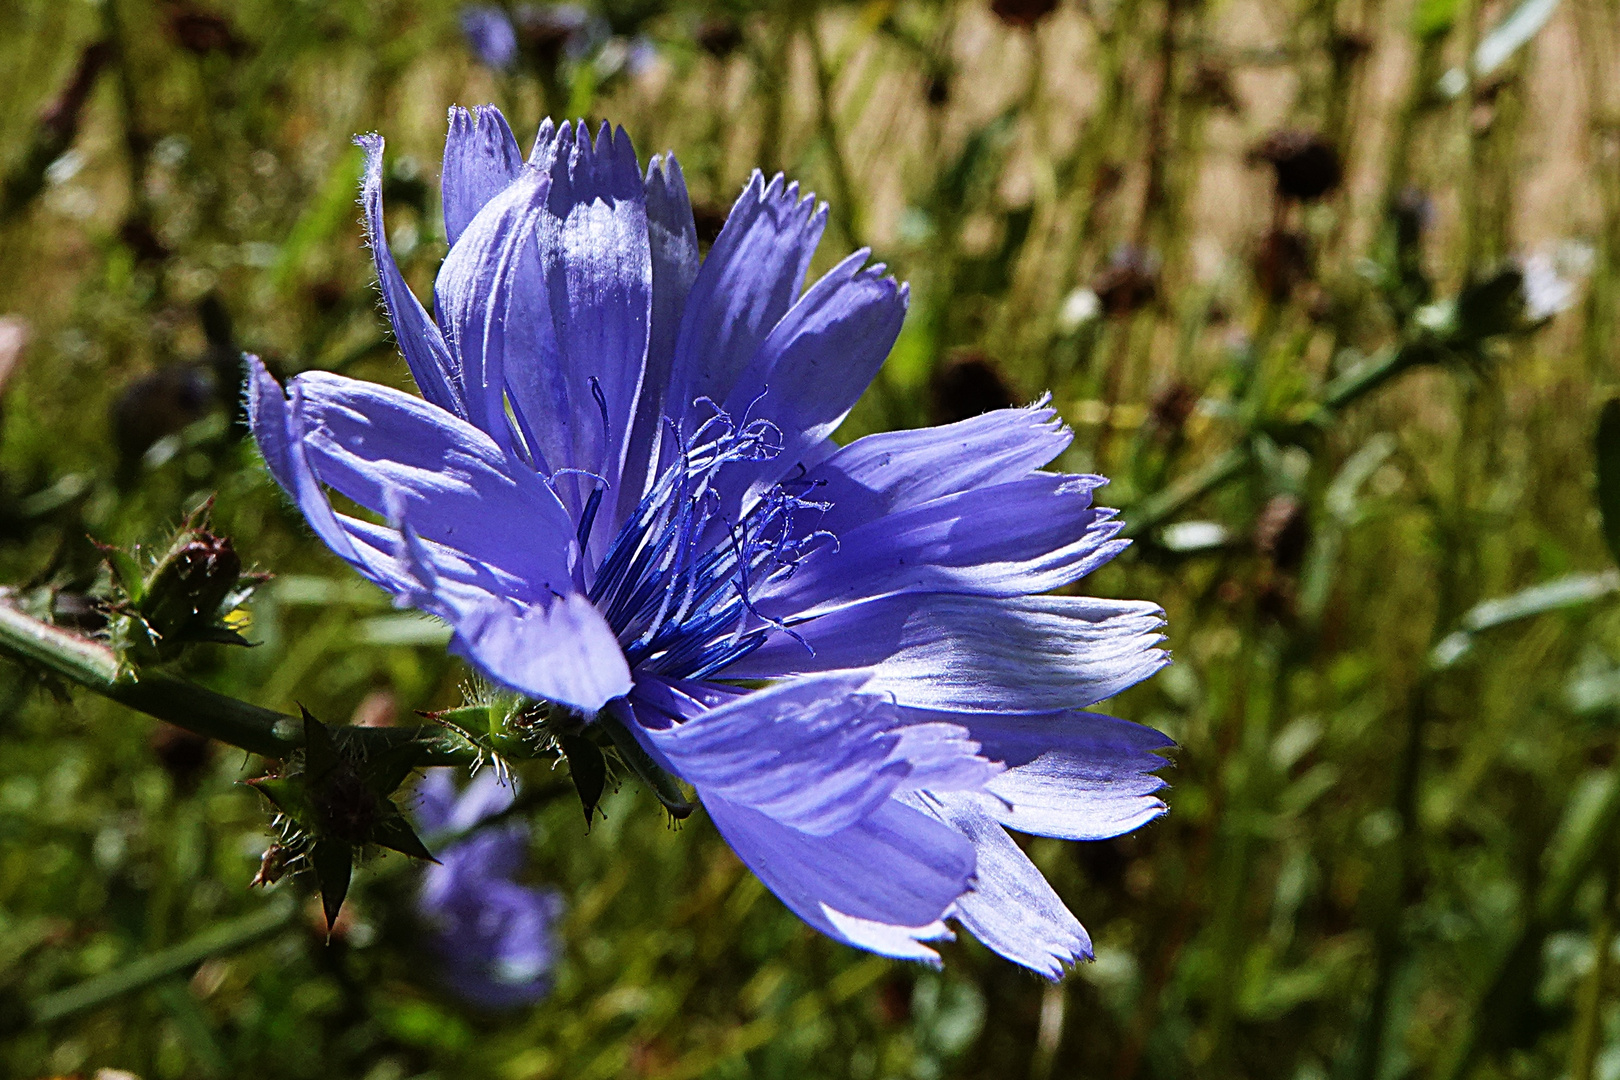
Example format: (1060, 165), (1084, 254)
(0, 598), (471, 765)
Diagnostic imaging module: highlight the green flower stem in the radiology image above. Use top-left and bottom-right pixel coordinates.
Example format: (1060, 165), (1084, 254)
(1570, 859), (1618, 1080)
(29, 896), (298, 1026)
(0, 597), (473, 766)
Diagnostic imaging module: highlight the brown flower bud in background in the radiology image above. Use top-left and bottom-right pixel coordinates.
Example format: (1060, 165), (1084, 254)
(1187, 60), (1241, 114)
(165, 3), (248, 57)
(1092, 247), (1160, 317)
(1254, 494), (1310, 573)
(1147, 381), (1198, 441)
(691, 202), (729, 250)
(990, 0), (1060, 29)
(695, 16), (744, 58)
(150, 723), (213, 793)
(1251, 129), (1343, 202)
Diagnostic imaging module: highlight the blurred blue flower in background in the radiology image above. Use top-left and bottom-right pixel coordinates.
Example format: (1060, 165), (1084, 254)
(249, 106), (1171, 977)
(460, 6), (521, 71)
(414, 768), (562, 1008)
(459, 4), (649, 79)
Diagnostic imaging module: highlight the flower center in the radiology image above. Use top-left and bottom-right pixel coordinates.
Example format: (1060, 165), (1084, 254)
(585, 402), (833, 681)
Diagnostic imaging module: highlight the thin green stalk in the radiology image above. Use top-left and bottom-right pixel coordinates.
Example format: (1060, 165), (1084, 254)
(1570, 856), (1618, 1080)
(0, 598), (472, 765)
(29, 897), (298, 1026)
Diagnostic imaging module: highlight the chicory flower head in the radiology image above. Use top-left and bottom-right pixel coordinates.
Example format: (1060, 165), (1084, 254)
(415, 768), (562, 1008)
(249, 106), (1172, 977)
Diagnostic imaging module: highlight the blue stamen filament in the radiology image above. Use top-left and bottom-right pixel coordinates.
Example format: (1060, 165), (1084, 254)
(581, 403), (829, 682)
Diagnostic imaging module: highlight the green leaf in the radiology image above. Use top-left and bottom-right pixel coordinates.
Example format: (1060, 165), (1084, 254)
(424, 703), (500, 732)
(561, 734), (607, 827)
(310, 839), (353, 934)
(1413, 0), (1462, 37)
(1429, 570), (1620, 668)
(1596, 399), (1620, 565)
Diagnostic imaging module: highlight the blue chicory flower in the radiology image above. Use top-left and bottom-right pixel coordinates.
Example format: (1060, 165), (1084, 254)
(248, 106), (1172, 977)
(414, 768), (563, 1008)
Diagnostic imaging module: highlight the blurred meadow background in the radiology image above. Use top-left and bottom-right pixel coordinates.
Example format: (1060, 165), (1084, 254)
(1, 0), (1619, 1077)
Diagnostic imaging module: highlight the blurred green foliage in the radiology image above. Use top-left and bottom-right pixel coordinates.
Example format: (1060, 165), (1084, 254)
(0, 0), (1618, 1078)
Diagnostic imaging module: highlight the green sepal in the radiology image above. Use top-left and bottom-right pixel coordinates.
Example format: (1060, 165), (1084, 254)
(361, 742), (421, 801)
(100, 545), (148, 606)
(300, 707), (340, 783)
(310, 839), (353, 934)
(371, 812), (438, 863)
(560, 734), (607, 826)
(244, 775), (313, 822)
(601, 712), (693, 819)
(425, 703), (501, 730)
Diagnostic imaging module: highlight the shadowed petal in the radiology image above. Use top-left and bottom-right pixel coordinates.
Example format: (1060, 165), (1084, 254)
(703, 793), (974, 964)
(716, 251), (908, 516)
(513, 121), (652, 543)
(726, 592), (1169, 713)
(435, 165), (553, 451)
(668, 172), (826, 427)
(285, 370), (575, 597)
(356, 134), (465, 418)
(637, 673), (998, 836)
(442, 105), (524, 247)
(249, 356), (425, 595)
(396, 521), (631, 712)
(617, 152), (699, 525)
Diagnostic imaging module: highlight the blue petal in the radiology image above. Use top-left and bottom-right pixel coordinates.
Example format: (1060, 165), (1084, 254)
(412, 768), (457, 834)
(946, 710), (1172, 841)
(757, 473), (1125, 619)
(248, 356), (424, 596)
(636, 673), (998, 836)
(515, 121), (652, 545)
(616, 152), (699, 526)
(283, 370), (576, 599)
(430, 877), (560, 1008)
(803, 402), (1074, 537)
(910, 792), (1093, 979)
(725, 592), (1169, 712)
(442, 105), (524, 247)
(667, 172), (826, 426)
(251, 359), (623, 713)
(355, 134), (466, 419)
(716, 251), (908, 515)
(702, 793), (973, 964)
